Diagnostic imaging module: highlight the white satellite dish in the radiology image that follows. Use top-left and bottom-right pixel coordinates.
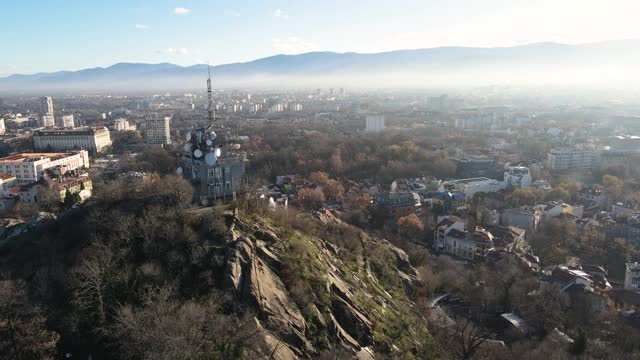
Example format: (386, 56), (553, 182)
(186, 132), (192, 141)
(206, 139), (213, 146)
(176, 167), (183, 175)
(215, 148), (222, 157)
(184, 143), (192, 152)
(210, 131), (217, 139)
(194, 149), (203, 158)
(233, 144), (241, 150)
(205, 152), (217, 165)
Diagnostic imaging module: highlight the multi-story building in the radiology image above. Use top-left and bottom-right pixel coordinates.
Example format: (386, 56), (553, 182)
(365, 114), (385, 133)
(454, 155), (500, 179)
(372, 192), (420, 219)
(576, 187), (608, 209)
(504, 166), (532, 189)
(433, 216), (495, 260)
(40, 96), (54, 117)
(34, 127), (112, 153)
(446, 177), (505, 200)
(41, 115), (55, 127)
(0, 151), (89, 184)
(547, 144), (598, 171)
(143, 116), (171, 145)
(0, 118), (5, 135)
(501, 207), (543, 237)
(624, 262), (640, 291)
(60, 114), (75, 128)
(113, 118), (135, 131)
(0, 173), (17, 191)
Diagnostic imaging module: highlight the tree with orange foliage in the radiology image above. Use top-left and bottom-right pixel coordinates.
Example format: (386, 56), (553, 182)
(397, 214), (425, 239)
(297, 188), (325, 210)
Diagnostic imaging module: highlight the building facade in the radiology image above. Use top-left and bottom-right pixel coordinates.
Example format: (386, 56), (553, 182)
(144, 116), (171, 145)
(624, 262), (640, 291)
(34, 127), (112, 153)
(504, 166), (532, 189)
(40, 96), (54, 117)
(0, 151), (90, 184)
(548, 145), (598, 171)
(365, 114), (385, 133)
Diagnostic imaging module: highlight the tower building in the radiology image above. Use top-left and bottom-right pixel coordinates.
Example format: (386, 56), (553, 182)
(177, 68), (247, 204)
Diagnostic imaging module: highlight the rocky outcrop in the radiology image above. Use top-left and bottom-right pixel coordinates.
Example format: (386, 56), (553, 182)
(224, 235), (310, 353)
(219, 214), (427, 358)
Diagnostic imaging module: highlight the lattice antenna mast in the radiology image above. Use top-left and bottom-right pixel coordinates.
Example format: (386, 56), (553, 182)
(207, 65), (215, 128)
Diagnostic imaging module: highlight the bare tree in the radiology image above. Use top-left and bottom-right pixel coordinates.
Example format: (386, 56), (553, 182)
(452, 315), (495, 360)
(109, 286), (268, 360)
(0, 279), (60, 360)
(72, 238), (116, 323)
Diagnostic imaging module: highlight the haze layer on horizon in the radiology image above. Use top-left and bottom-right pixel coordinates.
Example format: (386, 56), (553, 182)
(2, 0), (640, 76)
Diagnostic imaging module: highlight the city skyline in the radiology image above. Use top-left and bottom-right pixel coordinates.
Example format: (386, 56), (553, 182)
(2, 0), (640, 76)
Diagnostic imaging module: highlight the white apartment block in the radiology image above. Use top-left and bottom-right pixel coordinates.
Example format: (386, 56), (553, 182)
(365, 114), (385, 133)
(624, 262), (640, 291)
(0, 151), (90, 184)
(447, 177), (506, 200)
(113, 118), (134, 131)
(34, 127), (112, 153)
(144, 116), (171, 145)
(61, 115), (75, 128)
(504, 166), (532, 189)
(41, 115), (55, 127)
(548, 144), (598, 171)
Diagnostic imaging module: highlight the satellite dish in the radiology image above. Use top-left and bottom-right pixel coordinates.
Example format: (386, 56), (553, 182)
(186, 132), (192, 141)
(206, 139), (213, 146)
(205, 152), (217, 165)
(225, 132), (233, 140)
(194, 149), (203, 158)
(176, 167), (183, 175)
(210, 131), (217, 139)
(184, 143), (192, 152)
(233, 144), (241, 150)
(215, 148), (222, 157)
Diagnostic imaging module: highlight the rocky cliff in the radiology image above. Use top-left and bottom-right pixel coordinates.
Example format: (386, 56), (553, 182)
(220, 211), (429, 359)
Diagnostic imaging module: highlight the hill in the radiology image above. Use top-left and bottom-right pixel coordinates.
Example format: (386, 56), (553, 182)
(2, 40), (640, 92)
(0, 175), (433, 359)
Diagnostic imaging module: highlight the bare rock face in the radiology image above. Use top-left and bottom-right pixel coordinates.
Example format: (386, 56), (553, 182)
(330, 283), (374, 347)
(224, 236), (310, 353)
(385, 241), (423, 295)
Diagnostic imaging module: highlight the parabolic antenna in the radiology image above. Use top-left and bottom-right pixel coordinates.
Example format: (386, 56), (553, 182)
(206, 139), (213, 146)
(210, 131), (217, 139)
(184, 143), (192, 152)
(186, 132), (192, 141)
(176, 167), (183, 175)
(194, 149), (203, 158)
(215, 148), (222, 157)
(233, 144), (241, 150)
(205, 152), (217, 165)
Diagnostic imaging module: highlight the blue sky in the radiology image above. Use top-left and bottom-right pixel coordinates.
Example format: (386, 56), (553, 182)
(1, 0), (639, 75)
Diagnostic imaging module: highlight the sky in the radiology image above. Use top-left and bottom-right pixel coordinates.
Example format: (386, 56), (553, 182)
(1, 0), (640, 76)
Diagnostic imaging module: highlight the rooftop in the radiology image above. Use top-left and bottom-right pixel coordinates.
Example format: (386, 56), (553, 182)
(0, 173), (16, 180)
(374, 192), (416, 207)
(0, 152), (81, 163)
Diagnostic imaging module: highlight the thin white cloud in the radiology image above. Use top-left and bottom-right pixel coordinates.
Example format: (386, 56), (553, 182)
(135, 24), (148, 29)
(273, 9), (289, 19)
(160, 47), (189, 55)
(174, 7), (190, 15)
(224, 9), (240, 17)
(272, 37), (319, 54)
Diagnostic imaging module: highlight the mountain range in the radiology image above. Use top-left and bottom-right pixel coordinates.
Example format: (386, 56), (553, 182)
(2, 40), (640, 92)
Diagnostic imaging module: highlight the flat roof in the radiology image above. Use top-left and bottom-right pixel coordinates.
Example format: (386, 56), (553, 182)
(0, 152), (80, 163)
(0, 173), (16, 180)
